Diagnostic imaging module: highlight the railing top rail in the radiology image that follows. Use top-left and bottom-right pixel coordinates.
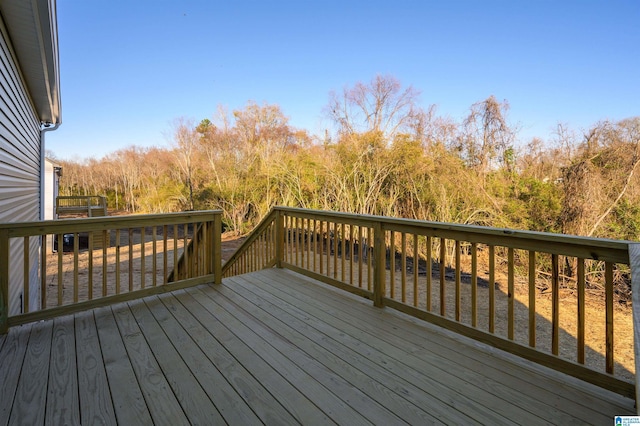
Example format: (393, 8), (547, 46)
(274, 206), (631, 264)
(56, 195), (105, 200)
(0, 210), (222, 237)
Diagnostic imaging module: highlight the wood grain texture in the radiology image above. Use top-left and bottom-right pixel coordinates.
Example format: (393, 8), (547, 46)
(260, 268), (633, 423)
(74, 311), (116, 426)
(144, 294), (263, 425)
(10, 320), (53, 425)
(0, 323), (32, 423)
(126, 297), (225, 425)
(0, 268), (634, 424)
(45, 316), (80, 425)
(176, 288), (334, 425)
(94, 306), (153, 425)
(225, 274), (439, 424)
(191, 284), (399, 425)
(110, 302), (189, 425)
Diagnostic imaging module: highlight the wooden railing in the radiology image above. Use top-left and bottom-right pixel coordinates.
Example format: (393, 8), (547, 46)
(223, 206), (636, 400)
(56, 195), (108, 217)
(222, 209), (279, 278)
(0, 211), (222, 332)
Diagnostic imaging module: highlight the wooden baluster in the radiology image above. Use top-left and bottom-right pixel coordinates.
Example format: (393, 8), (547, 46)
(471, 243), (478, 327)
(73, 232), (79, 303)
(508, 247), (514, 340)
(327, 220), (331, 277)
(306, 218), (311, 270)
(40, 235), (47, 310)
(183, 224), (189, 278)
(102, 230), (108, 295)
(333, 222), (338, 280)
(455, 240), (461, 321)
(358, 226), (364, 289)
(440, 238), (446, 317)
(489, 245), (495, 333)
(551, 254), (559, 355)
(426, 236), (432, 312)
(390, 231), (395, 299)
(23, 236), (29, 313)
(605, 261), (614, 374)
(163, 225), (168, 284)
(319, 220), (324, 275)
(141, 226), (146, 288)
(152, 226), (157, 287)
(349, 225), (354, 286)
(401, 233), (407, 303)
(577, 258), (585, 363)
(88, 232), (94, 300)
(313, 219), (318, 272)
(172, 224), (178, 279)
(528, 251), (536, 347)
(294, 216), (299, 267)
(129, 228), (134, 291)
(341, 223), (346, 282)
(413, 235), (419, 307)
(373, 222), (385, 308)
(116, 229), (121, 294)
(367, 227), (373, 292)
(57, 233), (63, 306)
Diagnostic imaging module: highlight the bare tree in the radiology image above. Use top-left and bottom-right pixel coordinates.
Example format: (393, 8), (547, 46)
(460, 95), (515, 179)
(326, 75), (422, 139)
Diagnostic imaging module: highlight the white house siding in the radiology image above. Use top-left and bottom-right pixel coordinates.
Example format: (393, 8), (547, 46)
(43, 158), (60, 255)
(0, 13), (44, 314)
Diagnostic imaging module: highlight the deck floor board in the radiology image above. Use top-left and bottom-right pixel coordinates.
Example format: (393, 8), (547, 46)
(74, 311), (116, 425)
(232, 272), (531, 425)
(45, 316), (80, 426)
(143, 295), (263, 425)
(249, 269), (621, 424)
(217, 275), (441, 425)
(10, 320), (52, 425)
(190, 285), (406, 425)
(0, 268), (635, 425)
(0, 323), (31, 423)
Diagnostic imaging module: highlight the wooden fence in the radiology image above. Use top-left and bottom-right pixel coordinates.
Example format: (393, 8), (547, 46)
(222, 206), (637, 401)
(56, 195), (108, 217)
(0, 211), (221, 332)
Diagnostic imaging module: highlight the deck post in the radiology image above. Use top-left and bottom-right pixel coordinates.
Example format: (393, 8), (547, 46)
(373, 222), (385, 308)
(629, 243), (640, 414)
(0, 229), (9, 334)
(275, 210), (284, 268)
(213, 213), (222, 284)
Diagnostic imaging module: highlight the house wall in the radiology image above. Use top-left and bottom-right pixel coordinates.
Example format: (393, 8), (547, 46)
(44, 158), (60, 221)
(0, 13), (44, 314)
(43, 158), (60, 253)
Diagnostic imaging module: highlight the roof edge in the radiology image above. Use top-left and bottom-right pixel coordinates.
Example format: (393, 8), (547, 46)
(0, 0), (61, 125)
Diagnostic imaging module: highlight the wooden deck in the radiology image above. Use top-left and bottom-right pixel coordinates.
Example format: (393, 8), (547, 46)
(0, 268), (634, 425)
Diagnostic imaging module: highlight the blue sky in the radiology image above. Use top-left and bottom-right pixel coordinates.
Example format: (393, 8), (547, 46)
(46, 0), (640, 161)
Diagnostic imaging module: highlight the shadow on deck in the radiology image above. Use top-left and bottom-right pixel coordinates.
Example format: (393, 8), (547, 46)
(0, 268), (634, 425)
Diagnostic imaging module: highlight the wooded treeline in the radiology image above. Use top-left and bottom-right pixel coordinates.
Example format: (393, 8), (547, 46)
(53, 76), (640, 241)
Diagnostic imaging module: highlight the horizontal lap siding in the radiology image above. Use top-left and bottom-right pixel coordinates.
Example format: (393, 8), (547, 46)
(0, 13), (44, 315)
